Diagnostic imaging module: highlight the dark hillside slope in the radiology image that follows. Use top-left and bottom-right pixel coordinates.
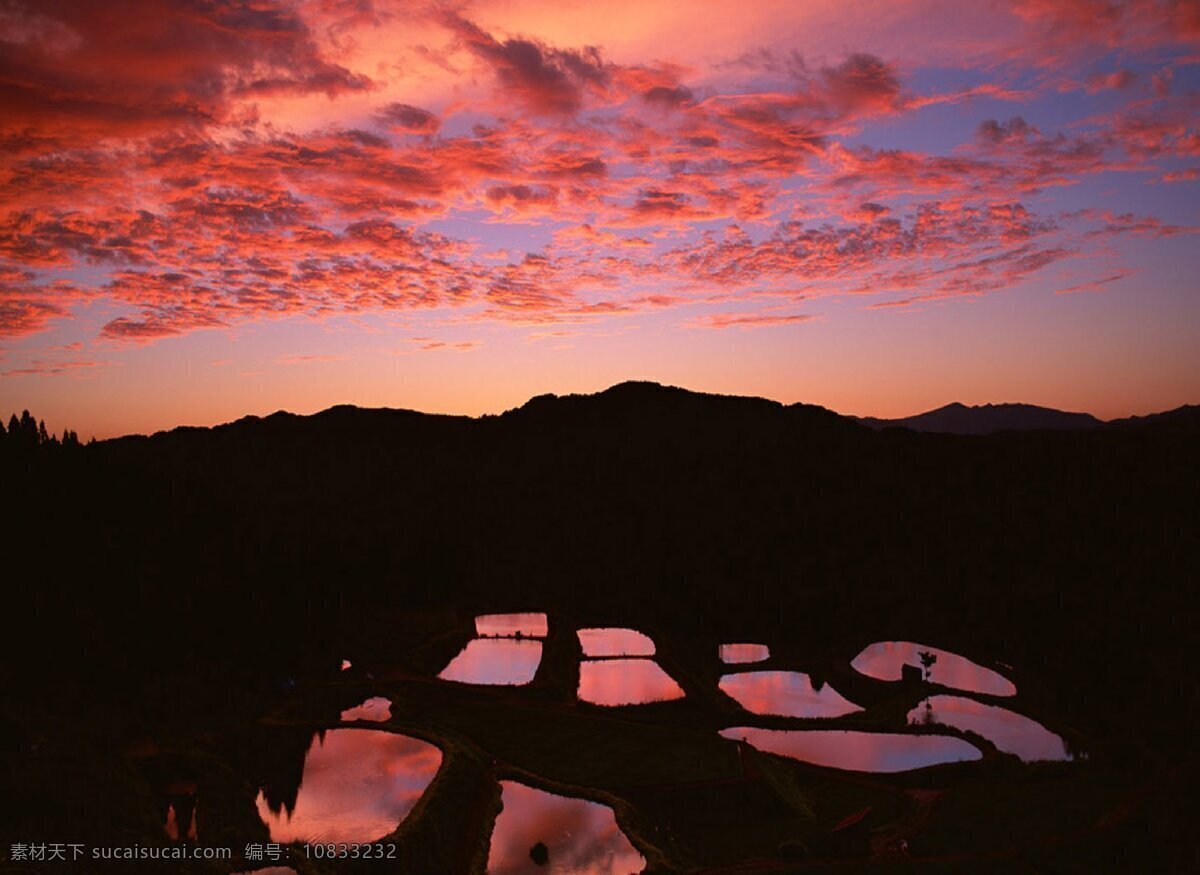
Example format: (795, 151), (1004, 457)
(857, 401), (1103, 434)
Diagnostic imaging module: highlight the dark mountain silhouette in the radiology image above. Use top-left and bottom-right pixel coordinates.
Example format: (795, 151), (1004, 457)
(1102, 403), (1200, 432)
(856, 401), (1103, 434)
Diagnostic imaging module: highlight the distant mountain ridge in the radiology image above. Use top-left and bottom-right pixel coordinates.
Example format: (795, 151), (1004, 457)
(855, 401), (1104, 435)
(91, 381), (1198, 442)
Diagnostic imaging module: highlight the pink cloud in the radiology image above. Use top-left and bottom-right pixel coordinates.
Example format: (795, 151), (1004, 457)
(396, 338), (481, 354)
(442, 13), (612, 115)
(0, 298), (67, 337)
(1055, 270), (1135, 294)
(692, 311), (815, 329)
(0, 0), (370, 144)
(0, 269), (85, 337)
(276, 353), (346, 364)
(2, 357), (108, 377)
(1085, 69), (1138, 93)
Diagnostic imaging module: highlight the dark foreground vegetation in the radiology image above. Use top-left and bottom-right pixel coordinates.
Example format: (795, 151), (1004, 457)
(1, 382), (1197, 872)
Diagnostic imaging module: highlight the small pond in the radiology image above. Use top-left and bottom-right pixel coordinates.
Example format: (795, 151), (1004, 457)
(578, 659), (685, 706)
(439, 639), (543, 685)
(721, 727), (982, 773)
(719, 643), (770, 664)
(162, 780), (198, 842)
(851, 641), (1016, 697)
(340, 696), (393, 722)
(577, 628), (655, 658)
(255, 729), (441, 843)
(719, 671), (862, 718)
(487, 780), (645, 874)
(164, 802), (198, 842)
(908, 695), (1073, 762)
(476, 613), (549, 638)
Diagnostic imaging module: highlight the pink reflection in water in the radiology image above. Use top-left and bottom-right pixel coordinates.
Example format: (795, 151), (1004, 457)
(439, 639), (543, 685)
(487, 781), (645, 875)
(255, 729), (441, 843)
(721, 727), (981, 773)
(577, 659), (685, 706)
(851, 641), (1016, 697)
(908, 695), (1072, 762)
(233, 870), (298, 875)
(577, 628), (655, 658)
(340, 696), (392, 722)
(719, 671), (862, 718)
(719, 643), (770, 664)
(163, 803), (198, 842)
(476, 613), (549, 638)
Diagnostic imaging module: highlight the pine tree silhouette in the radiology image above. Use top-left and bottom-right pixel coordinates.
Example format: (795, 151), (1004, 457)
(16, 411), (38, 450)
(1, 411), (82, 454)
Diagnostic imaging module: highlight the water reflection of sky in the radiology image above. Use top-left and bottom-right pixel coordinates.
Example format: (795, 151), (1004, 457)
(255, 729), (441, 843)
(908, 695), (1072, 762)
(163, 803), (197, 842)
(719, 671), (863, 718)
(487, 781), (645, 875)
(439, 639), (543, 685)
(476, 613), (549, 638)
(719, 643), (770, 664)
(577, 659), (685, 706)
(340, 696), (393, 722)
(577, 628), (655, 657)
(721, 727), (982, 773)
(851, 641), (1017, 697)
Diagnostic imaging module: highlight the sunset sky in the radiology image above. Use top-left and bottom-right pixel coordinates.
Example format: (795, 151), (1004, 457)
(2, 0), (1198, 438)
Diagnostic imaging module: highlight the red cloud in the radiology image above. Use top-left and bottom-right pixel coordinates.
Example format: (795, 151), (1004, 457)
(396, 338), (480, 353)
(820, 53), (902, 116)
(0, 0), (369, 143)
(1160, 167), (1199, 183)
(276, 353), (345, 364)
(977, 116), (1037, 145)
(442, 13), (610, 115)
(641, 85), (695, 109)
(1085, 69), (1138, 93)
(0, 267), (84, 337)
(1108, 107), (1200, 159)
(486, 184), (558, 211)
(1055, 270), (1134, 294)
(0, 298), (66, 337)
(1011, 0), (1200, 62)
(2, 357), (107, 377)
(376, 103), (441, 135)
(692, 312), (814, 329)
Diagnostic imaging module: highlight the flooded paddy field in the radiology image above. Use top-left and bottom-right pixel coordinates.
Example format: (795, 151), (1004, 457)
(2, 601), (1171, 874)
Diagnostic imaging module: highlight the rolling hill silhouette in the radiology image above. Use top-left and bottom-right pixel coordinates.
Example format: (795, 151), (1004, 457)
(855, 401), (1103, 434)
